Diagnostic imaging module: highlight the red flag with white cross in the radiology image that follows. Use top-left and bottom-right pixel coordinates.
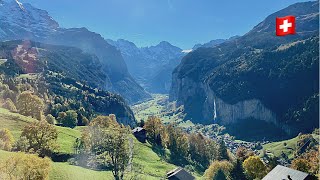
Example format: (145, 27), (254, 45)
(276, 16), (296, 36)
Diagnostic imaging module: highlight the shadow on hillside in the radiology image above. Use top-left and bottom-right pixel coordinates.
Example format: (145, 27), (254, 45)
(151, 144), (205, 175)
(51, 153), (73, 162)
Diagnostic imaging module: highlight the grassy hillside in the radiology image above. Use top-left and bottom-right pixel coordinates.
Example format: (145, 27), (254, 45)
(262, 134), (319, 159)
(0, 108), (193, 179)
(262, 136), (299, 159)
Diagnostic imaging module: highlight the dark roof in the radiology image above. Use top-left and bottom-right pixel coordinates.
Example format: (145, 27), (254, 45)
(167, 167), (195, 180)
(132, 127), (145, 133)
(263, 165), (310, 180)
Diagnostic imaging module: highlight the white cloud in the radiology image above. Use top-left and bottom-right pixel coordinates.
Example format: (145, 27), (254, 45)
(182, 49), (192, 53)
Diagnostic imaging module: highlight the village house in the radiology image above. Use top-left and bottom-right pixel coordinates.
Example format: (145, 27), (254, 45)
(132, 127), (147, 143)
(166, 167), (195, 180)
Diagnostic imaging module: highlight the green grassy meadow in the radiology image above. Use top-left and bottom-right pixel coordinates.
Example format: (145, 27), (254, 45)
(0, 108), (188, 179)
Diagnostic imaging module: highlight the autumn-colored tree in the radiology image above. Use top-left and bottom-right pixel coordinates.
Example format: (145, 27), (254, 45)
(81, 115), (130, 180)
(17, 121), (58, 157)
(236, 146), (254, 162)
(16, 91), (44, 120)
(188, 133), (218, 168)
(0, 128), (14, 151)
(164, 123), (189, 157)
(291, 158), (311, 173)
(243, 156), (267, 180)
(0, 152), (51, 180)
(61, 110), (78, 128)
(2, 98), (17, 112)
(301, 147), (319, 175)
(89, 115), (119, 128)
(189, 133), (207, 164)
(144, 116), (163, 145)
(204, 160), (233, 180)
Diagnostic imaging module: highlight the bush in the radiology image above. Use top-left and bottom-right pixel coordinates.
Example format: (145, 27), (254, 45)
(2, 98), (17, 112)
(0, 152), (51, 180)
(0, 128), (14, 151)
(46, 114), (56, 125)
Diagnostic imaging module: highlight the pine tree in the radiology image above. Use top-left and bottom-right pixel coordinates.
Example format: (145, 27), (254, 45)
(213, 169), (227, 180)
(231, 159), (247, 180)
(218, 140), (228, 160)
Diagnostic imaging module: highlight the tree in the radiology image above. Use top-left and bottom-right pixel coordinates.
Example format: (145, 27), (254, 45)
(144, 116), (163, 145)
(214, 169), (227, 180)
(291, 158), (310, 173)
(89, 115), (119, 128)
(164, 123), (188, 157)
(61, 110), (78, 128)
(82, 115), (130, 180)
(230, 159), (247, 180)
(16, 91), (44, 120)
(0, 128), (14, 151)
(236, 146), (254, 162)
(243, 156), (267, 179)
(0, 152), (51, 180)
(204, 160), (233, 180)
(218, 140), (229, 161)
(46, 114), (56, 124)
(57, 111), (67, 123)
(17, 121), (58, 157)
(2, 98), (17, 112)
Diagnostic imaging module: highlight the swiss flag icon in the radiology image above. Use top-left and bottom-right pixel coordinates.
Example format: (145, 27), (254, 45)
(276, 16), (296, 36)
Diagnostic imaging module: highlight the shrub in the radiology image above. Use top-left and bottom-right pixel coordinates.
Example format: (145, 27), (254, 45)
(46, 114), (56, 125)
(0, 152), (51, 180)
(0, 128), (14, 151)
(2, 98), (17, 112)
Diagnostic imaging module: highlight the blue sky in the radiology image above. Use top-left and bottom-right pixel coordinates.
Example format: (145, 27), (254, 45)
(21, 0), (309, 49)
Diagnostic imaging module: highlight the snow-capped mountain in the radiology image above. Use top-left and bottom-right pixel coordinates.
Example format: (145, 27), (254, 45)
(107, 39), (185, 93)
(0, 0), (150, 103)
(0, 0), (59, 40)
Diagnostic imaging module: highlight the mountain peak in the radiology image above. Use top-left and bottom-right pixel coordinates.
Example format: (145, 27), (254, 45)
(0, 0), (59, 41)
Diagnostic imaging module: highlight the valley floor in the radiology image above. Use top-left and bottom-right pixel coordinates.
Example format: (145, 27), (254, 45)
(132, 94), (320, 166)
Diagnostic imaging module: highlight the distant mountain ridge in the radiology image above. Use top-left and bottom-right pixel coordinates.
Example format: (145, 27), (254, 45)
(0, 0), (150, 103)
(170, 1), (319, 140)
(0, 40), (136, 126)
(107, 39), (185, 93)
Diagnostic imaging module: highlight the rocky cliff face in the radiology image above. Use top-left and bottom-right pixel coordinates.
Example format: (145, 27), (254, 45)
(170, 1), (319, 139)
(0, 0), (150, 104)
